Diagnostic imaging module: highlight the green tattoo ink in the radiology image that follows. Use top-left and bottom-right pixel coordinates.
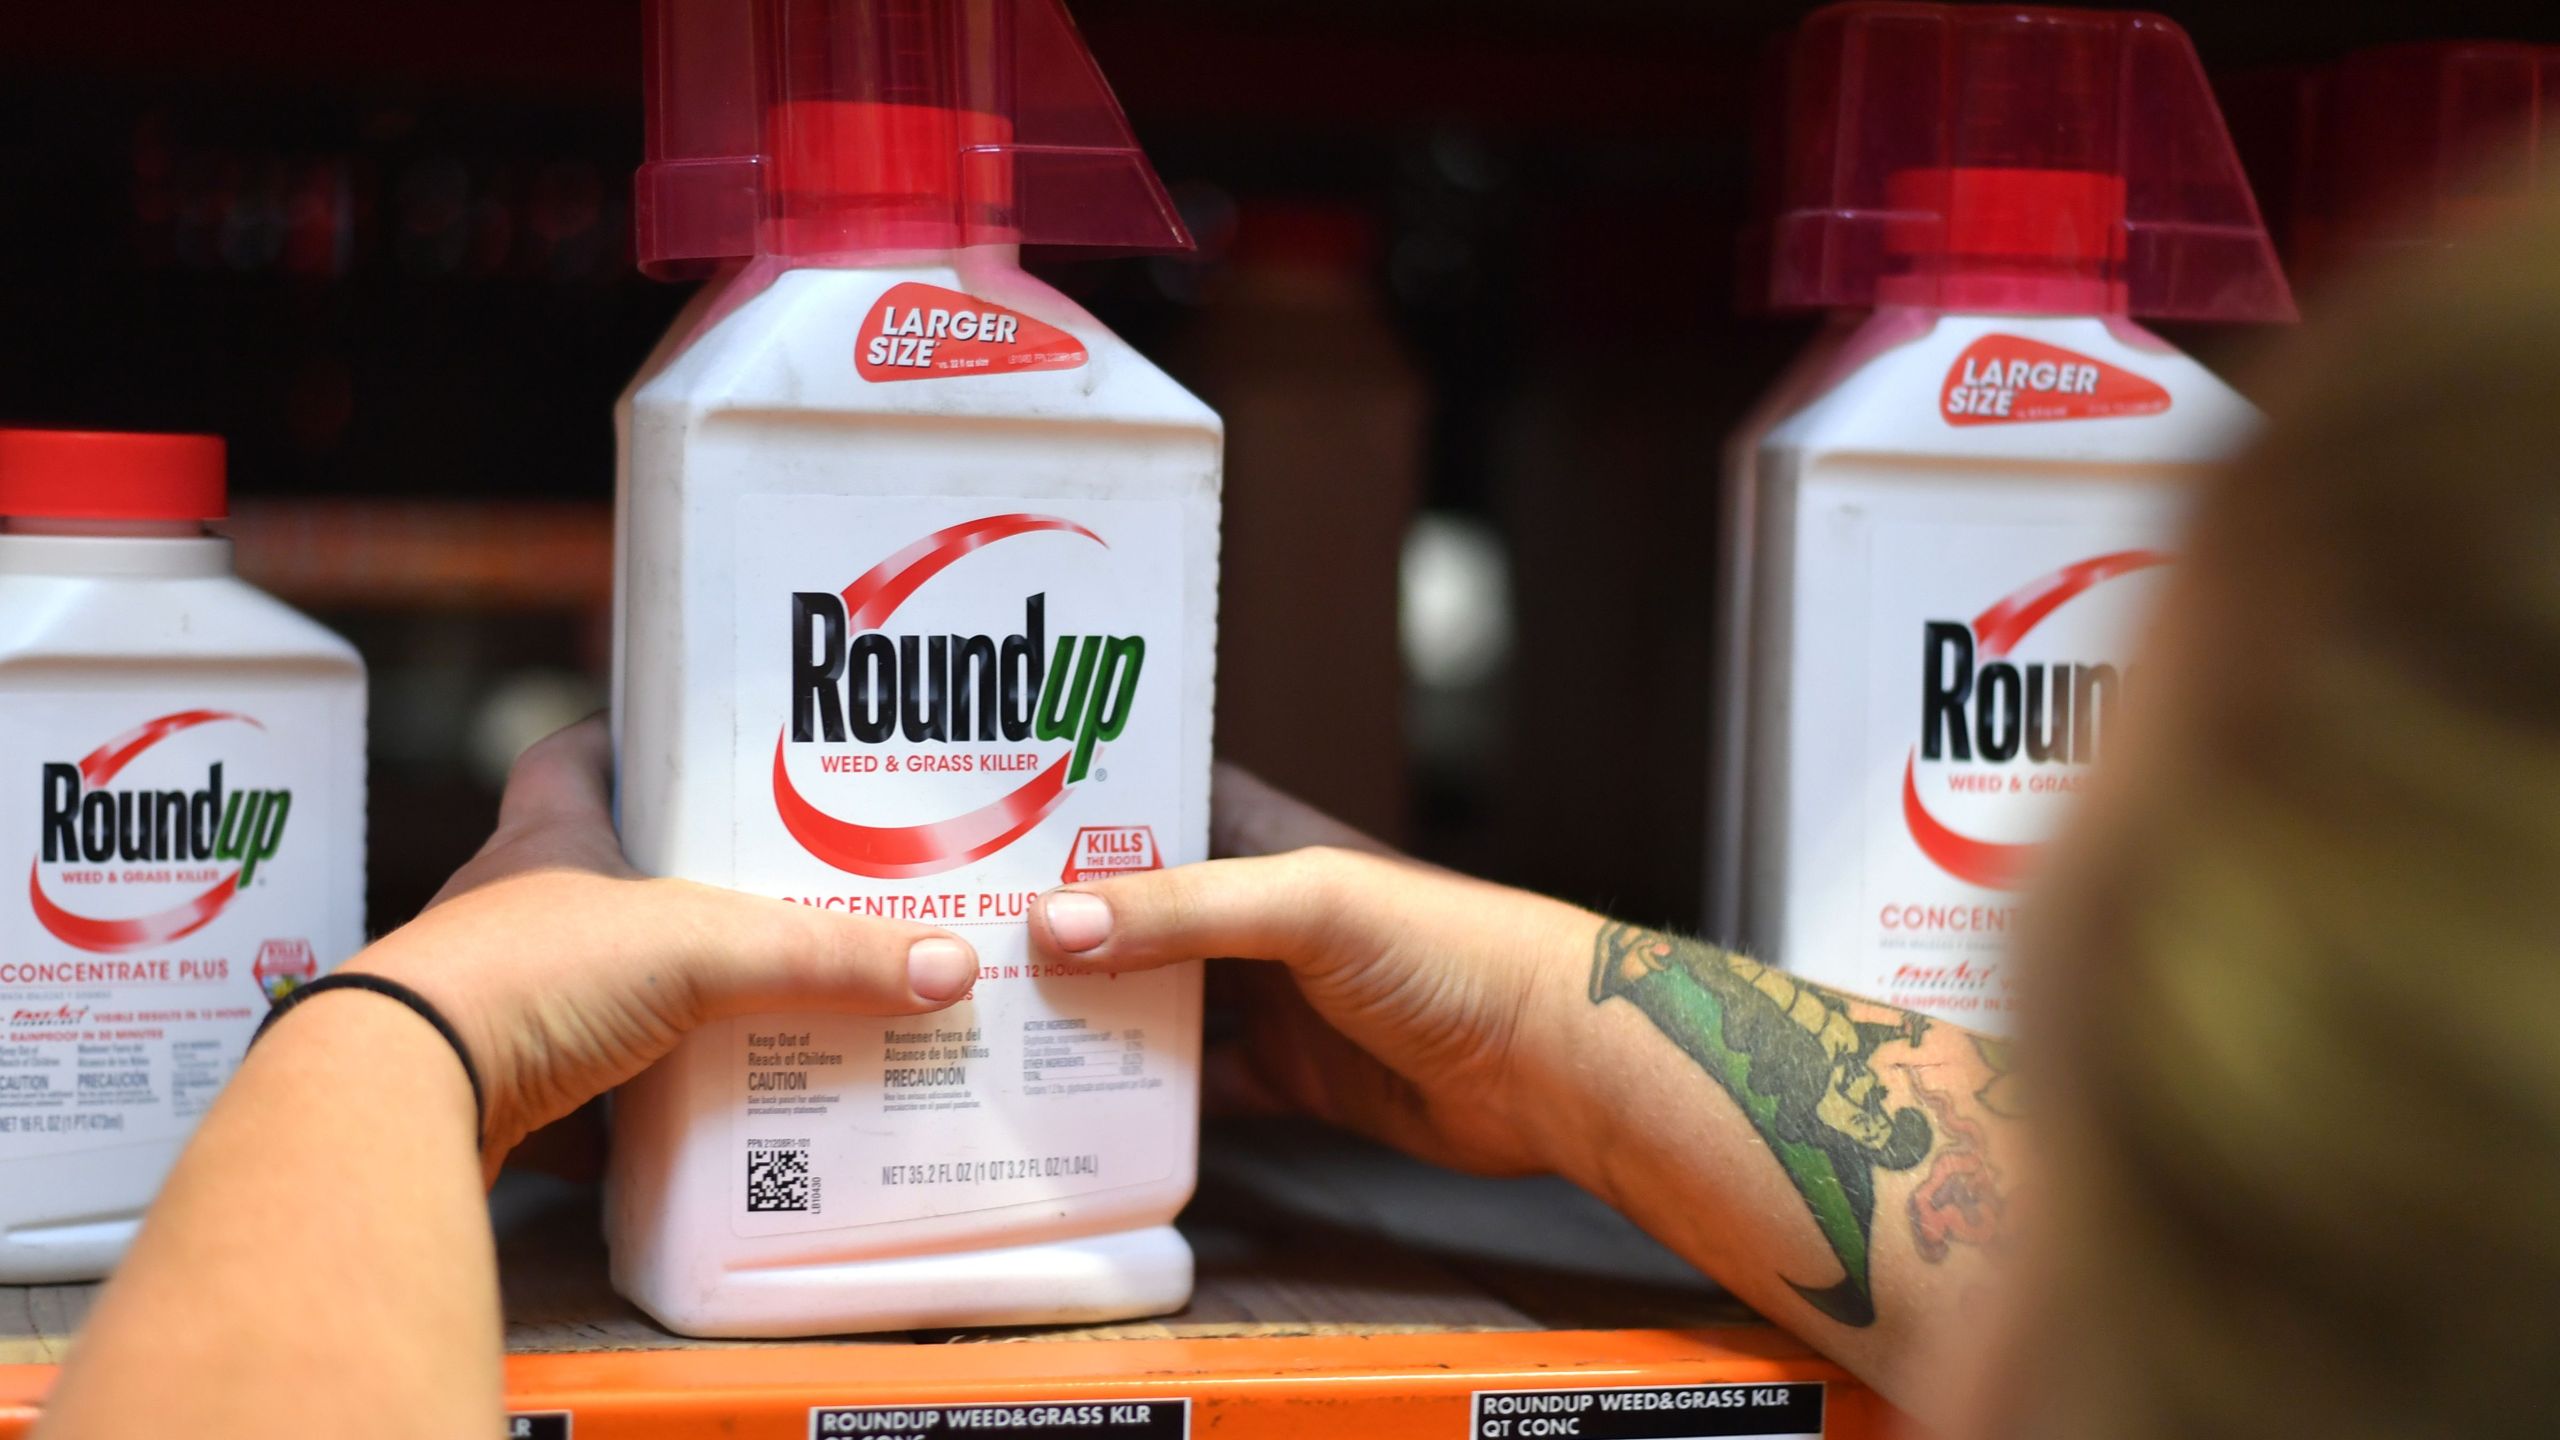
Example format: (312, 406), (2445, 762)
(1590, 923), (1932, 1327)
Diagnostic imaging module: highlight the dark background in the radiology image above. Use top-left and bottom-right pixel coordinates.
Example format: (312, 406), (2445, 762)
(2, 0), (2553, 932)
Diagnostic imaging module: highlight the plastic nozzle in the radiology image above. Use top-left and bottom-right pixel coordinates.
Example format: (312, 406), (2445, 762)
(1765, 2), (2295, 321)
(636, 0), (1189, 276)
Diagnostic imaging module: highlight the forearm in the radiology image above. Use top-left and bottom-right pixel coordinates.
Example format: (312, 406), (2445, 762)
(1514, 920), (2020, 1420)
(37, 984), (497, 1440)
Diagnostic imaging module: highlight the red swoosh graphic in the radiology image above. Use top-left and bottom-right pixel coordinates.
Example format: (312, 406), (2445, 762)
(772, 734), (1075, 879)
(31, 864), (241, 953)
(80, 710), (259, 785)
(1902, 753), (2034, 891)
(35, 709), (261, 953)
(1970, 550), (2170, 657)
(778, 513), (1108, 876)
(841, 514), (1103, 630)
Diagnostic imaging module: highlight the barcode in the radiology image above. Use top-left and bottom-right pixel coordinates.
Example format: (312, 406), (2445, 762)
(747, 1145), (814, 1213)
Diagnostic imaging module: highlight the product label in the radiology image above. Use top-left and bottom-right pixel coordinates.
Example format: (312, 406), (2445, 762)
(1470, 1384), (1823, 1439)
(733, 495), (1192, 1235)
(811, 1399), (1186, 1439)
(1940, 335), (2169, 426)
(0, 701), (339, 1160)
(507, 1413), (572, 1440)
(856, 283), (1089, 383)
(1863, 526), (2174, 1022)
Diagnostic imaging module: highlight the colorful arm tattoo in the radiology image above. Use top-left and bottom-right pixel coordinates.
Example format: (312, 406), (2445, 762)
(1589, 922), (1933, 1327)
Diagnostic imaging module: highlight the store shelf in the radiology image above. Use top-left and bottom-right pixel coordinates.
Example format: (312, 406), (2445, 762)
(0, 1121), (1901, 1437)
(228, 500), (611, 613)
(1, 1331), (1881, 1439)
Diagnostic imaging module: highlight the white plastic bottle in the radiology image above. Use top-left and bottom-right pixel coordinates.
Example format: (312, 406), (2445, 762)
(0, 428), (366, 1281)
(1703, 314), (1852, 947)
(1719, 3), (2294, 1031)
(607, 0), (1218, 1335)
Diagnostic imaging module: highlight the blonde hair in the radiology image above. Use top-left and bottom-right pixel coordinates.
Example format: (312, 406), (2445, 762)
(2014, 200), (2560, 1437)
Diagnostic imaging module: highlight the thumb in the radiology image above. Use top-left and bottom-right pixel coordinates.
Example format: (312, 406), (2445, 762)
(1027, 848), (1368, 978)
(618, 875), (983, 1020)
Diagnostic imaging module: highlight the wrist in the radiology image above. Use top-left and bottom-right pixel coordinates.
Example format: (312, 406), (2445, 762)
(334, 940), (509, 1150)
(249, 973), (483, 1154)
(1497, 903), (1631, 1193)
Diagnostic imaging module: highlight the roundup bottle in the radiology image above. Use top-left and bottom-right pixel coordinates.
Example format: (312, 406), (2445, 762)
(1715, 3), (2292, 1032)
(608, 0), (1218, 1334)
(0, 428), (366, 1281)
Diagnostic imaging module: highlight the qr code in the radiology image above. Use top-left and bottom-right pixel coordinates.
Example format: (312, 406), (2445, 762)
(747, 1145), (814, 1213)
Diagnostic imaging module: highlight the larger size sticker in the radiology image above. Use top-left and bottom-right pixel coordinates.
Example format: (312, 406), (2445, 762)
(856, 282), (1089, 382)
(1940, 334), (2168, 426)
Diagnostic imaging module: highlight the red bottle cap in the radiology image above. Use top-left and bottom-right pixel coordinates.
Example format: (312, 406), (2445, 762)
(635, 0), (1189, 277)
(2304, 43), (2560, 272)
(1766, 2), (2295, 321)
(0, 429), (228, 522)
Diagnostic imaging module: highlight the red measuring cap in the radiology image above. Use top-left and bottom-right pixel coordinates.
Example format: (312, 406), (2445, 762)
(635, 0), (1190, 276)
(0, 429), (227, 522)
(1766, 2), (2295, 321)
(2303, 43), (2560, 272)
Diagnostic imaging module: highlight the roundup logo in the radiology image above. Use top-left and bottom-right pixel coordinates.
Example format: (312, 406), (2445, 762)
(1903, 551), (2168, 889)
(30, 710), (292, 953)
(777, 514), (1144, 879)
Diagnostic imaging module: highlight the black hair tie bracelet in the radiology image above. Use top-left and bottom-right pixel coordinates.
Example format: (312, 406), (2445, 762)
(250, 973), (486, 1152)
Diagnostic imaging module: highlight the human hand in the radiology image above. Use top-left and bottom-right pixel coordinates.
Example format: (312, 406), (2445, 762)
(1026, 764), (1599, 1177)
(346, 716), (979, 1170)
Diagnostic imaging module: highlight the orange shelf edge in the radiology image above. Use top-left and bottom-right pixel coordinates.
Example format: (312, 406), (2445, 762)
(0, 1327), (1902, 1439)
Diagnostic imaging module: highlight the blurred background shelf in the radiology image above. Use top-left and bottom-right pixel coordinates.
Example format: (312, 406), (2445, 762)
(22, 0), (2548, 946)
(230, 500), (611, 612)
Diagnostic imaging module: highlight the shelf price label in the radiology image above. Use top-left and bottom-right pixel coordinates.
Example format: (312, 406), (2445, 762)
(810, 1398), (1188, 1440)
(1471, 1383), (1823, 1439)
(505, 1412), (571, 1440)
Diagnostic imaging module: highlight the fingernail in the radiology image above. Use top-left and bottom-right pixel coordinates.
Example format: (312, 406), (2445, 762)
(907, 938), (977, 1001)
(1042, 890), (1113, 953)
